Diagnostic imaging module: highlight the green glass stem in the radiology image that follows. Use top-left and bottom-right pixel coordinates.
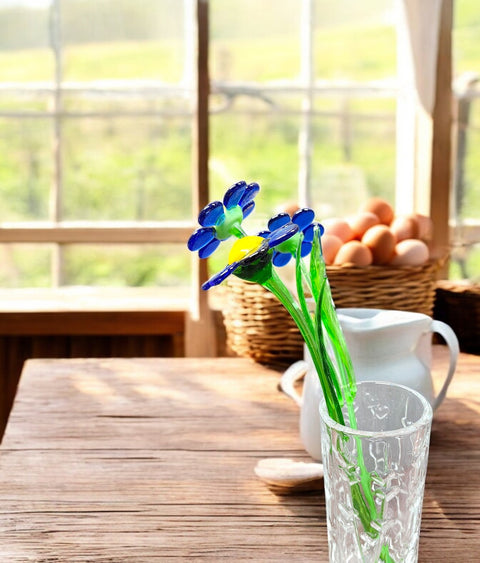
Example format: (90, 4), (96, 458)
(299, 258), (313, 296)
(232, 223), (248, 238)
(262, 254), (387, 556)
(263, 269), (344, 425)
(316, 283), (345, 408)
(320, 281), (357, 403)
(380, 544), (396, 563)
(295, 249), (316, 344)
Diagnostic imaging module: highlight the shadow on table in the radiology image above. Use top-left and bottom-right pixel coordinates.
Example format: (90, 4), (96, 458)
(430, 396), (480, 452)
(419, 396), (480, 557)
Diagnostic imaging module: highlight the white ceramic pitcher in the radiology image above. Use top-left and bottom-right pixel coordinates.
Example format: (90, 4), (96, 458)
(280, 308), (459, 461)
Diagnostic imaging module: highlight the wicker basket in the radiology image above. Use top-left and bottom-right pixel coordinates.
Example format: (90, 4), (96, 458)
(434, 280), (480, 354)
(223, 258), (443, 365)
(223, 276), (304, 365)
(326, 259), (443, 317)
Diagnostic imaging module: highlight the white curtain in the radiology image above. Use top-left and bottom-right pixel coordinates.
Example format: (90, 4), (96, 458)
(398, 0), (443, 115)
(395, 0), (444, 214)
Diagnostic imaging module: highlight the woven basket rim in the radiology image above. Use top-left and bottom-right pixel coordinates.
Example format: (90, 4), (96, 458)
(326, 256), (445, 273)
(436, 279), (480, 295)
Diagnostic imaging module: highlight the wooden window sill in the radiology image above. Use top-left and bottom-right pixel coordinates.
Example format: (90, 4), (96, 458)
(0, 287), (188, 336)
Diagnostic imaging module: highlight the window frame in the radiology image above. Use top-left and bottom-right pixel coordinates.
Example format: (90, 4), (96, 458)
(0, 0), (460, 356)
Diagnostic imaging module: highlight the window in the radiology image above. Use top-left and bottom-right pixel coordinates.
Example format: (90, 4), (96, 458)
(0, 1), (461, 308)
(0, 0), (194, 289)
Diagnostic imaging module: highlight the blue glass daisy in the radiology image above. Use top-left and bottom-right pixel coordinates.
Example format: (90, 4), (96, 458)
(202, 222), (299, 290)
(187, 180), (260, 259)
(257, 208), (323, 266)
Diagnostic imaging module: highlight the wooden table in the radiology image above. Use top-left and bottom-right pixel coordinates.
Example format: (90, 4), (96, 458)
(0, 348), (478, 561)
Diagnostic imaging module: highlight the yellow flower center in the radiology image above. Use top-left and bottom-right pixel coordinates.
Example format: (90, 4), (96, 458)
(228, 236), (264, 264)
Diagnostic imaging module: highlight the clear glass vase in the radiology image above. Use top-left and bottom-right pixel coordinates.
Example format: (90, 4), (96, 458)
(319, 381), (433, 563)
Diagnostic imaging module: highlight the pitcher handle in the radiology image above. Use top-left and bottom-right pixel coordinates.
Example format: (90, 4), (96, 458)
(431, 320), (460, 410)
(279, 360), (308, 407)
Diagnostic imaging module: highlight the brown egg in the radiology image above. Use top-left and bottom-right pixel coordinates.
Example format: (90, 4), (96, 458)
(361, 225), (396, 265)
(390, 215), (420, 242)
(334, 240), (373, 266)
(414, 213), (434, 241)
(348, 211), (380, 240)
(390, 239), (429, 266)
(322, 218), (354, 243)
(321, 234), (343, 265)
(362, 197), (394, 225)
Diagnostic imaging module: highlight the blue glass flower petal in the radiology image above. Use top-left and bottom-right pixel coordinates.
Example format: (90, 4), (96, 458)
(273, 251), (292, 267)
(301, 240), (313, 257)
(199, 201), (224, 227)
(202, 262), (238, 290)
(317, 222), (325, 236)
(268, 213), (291, 231)
(242, 200), (255, 219)
(187, 227), (216, 251)
(257, 230), (270, 239)
(198, 238), (221, 258)
(268, 222), (298, 247)
(223, 181), (247, 209)
(302, 223), (315, 243)
(239, 182), (260, 208)
(292, 208), (315, 230)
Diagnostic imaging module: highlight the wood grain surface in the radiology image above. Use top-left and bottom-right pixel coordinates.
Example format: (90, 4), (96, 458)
(0, 348), (478, 561)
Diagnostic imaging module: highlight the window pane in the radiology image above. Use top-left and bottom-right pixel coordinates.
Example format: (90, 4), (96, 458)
(452, 2), (480, 280)
(0, 1), (196, 291)
(453, 2), (480, 75)
(0, 118), (53, 221)
(456, 99), (480, 220)
(0, 3), (55, 223)
(61, 0), (186, 82)
(311, 96), (396, 218)
(62, 243), (190, 287)
(62, 115), (192, 221)
(210, 97), (301, 222)
(0, 242), (192, 289)
(314, 0), (396, 81)
(450, 97), (480, 280)
(0, 244), (52, 287)
(210, 0), (301, 82)
(0, 2), (54, 82)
